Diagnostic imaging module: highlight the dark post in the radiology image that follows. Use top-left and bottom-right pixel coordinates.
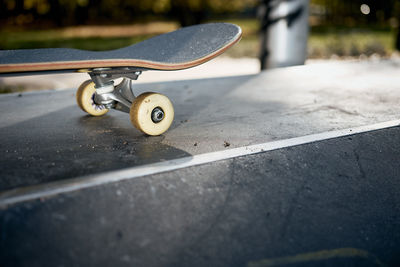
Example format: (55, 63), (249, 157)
(396, 15), (400, 51)
(259, 0), (310, 70)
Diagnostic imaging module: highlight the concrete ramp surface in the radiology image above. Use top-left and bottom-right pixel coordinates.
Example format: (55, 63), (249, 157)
(0, 60), (399, 266)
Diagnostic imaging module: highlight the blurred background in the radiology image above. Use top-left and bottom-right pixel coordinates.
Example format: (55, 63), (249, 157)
(1, 0), (400, 92)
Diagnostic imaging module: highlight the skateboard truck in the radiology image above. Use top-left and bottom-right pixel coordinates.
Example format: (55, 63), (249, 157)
(89, 67), (141, 113)
(76, 67), (174, 136)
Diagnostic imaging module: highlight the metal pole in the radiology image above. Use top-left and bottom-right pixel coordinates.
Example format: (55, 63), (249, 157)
(259, 0), (309, 70)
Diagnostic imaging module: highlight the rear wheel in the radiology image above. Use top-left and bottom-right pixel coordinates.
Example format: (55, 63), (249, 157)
(76, 80), (109, 116)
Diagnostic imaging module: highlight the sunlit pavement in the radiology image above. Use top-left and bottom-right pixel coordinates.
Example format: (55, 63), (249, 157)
(2, 56), (399, 92)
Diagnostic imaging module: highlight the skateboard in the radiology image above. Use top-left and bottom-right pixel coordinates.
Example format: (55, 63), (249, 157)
(0, 23), (242, 135)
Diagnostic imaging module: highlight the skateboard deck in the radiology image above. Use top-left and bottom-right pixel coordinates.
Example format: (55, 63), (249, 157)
(0, 23), (241, 136)
(0, 23), (241, 74)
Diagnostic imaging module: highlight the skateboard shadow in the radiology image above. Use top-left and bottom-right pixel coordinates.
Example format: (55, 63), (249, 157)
(0, 105), (192, 192)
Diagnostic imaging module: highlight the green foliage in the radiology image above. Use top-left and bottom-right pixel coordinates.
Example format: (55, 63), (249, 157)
(310, 0), (400, 26)
(308, 26), (395, 58)
(0, 18), (395, 59)
(0, 0), (257, 27)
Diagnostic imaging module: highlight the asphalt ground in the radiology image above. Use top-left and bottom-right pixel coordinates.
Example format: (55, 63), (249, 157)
(0, 59), (399, 266)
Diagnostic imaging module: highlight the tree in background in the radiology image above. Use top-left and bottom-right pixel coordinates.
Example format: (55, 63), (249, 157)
(169, 0), (256, 26)
(310, 0), (400, 52)
(1, 0), (399, 27)
(310, 0), (400, 26)
(0, 0), (257, 27)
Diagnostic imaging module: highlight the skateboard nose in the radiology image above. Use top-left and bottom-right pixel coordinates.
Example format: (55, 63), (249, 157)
(151, 107), (164, 123)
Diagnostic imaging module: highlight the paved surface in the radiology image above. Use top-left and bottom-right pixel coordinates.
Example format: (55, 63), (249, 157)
(1, 59), (400, 266)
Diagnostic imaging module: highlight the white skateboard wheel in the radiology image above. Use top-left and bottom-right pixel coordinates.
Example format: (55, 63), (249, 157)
(130, 92), (174, 136)
(76, 80), (109, 116)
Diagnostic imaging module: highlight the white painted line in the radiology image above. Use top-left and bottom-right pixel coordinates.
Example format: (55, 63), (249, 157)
(1, 119), (399, 207)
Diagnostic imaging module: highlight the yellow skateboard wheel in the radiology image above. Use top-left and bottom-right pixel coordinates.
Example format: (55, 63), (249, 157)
(130, 92), (174, 136)
(76, 80), (109, 116)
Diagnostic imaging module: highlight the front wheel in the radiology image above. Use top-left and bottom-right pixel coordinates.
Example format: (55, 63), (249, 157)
(130, 92), (174, 136)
